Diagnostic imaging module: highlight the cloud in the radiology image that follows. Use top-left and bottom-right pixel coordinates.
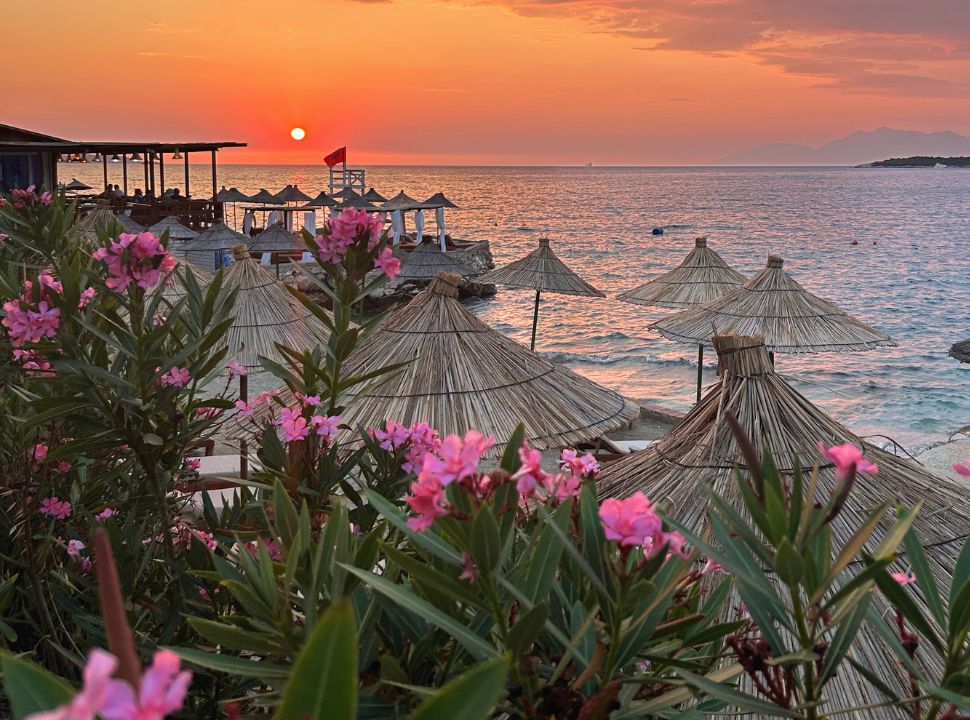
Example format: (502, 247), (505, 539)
(455, 0), (970, 95)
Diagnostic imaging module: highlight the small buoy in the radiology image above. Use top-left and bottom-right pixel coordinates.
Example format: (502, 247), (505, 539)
(652, 227), (664, 235)
(872, 240), (877, 245)
(851, 240), (859, 245)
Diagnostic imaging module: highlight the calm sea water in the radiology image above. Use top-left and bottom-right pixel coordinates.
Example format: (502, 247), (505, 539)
(67, 163), (970, 449)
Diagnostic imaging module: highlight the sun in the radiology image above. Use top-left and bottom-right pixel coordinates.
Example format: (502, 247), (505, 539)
(290, 127), (306, 141)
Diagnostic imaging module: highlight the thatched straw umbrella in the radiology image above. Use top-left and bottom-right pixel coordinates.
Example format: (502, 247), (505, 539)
(214, 187), (251, 227)
(950, 338), (970, 363)
(75, 205), (145, 241)
(382, 191), (423, 245)
(652, 255), (895, 356)
(397, 240), (474, 281)
(480, 238), (604, 350)
(338, 196), (381, 212)
(152, 262), (215, 305)
(331, 187), (360, 201)
(63, 178), (92, 191)
(288, 272), (634, 451)
(221, 245), (332, 373)
(249, 189), (283, 205)
(275, 185), (312, 203)
(248, 222), (297, 254)
(422, 192), (459, 210)
(597, 333), (970, 715)
(619, 236), (747, 402)
(308, 192), (337, 208)
(422, 192), (460, 250)
(147, 216), (198, 258)
(361, 188), (387, 203)
(182, 222), (250, 271)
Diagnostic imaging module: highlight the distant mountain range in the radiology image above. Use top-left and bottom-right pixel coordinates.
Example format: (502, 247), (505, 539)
(718, 128), (970, 166)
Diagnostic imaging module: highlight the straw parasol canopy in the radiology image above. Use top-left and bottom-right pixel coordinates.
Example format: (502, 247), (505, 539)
(275, 272), (636, 451)
(597, 333), (969, 715)
(480, 238), (604, 350)
(361, 188), (387, 203)
(422, 192), (459, 209)
(182, 222), (250, 271)
(308, 191), (337, 208)
(63, 178), (92, 191)
(331, 187), (360, 201)
(618, 236), (747, 402)
(152, 262), (215, 305)
(220, 245), (332, 371)
(248, 189), (283, 205)
(950, 338), (970, 363)
(652, 255), (896, 353)
(148, 216), (199, 242)
(338, 196), (381, 211)
(381, 191), (423, 211)
(215, 186), (252, 203)
(397, 240), (475, 281)
(276, 184), (312, 203)
(618, 237), (745, 309)
(75, 205), (145, 240)
(247, 222), (298, 254)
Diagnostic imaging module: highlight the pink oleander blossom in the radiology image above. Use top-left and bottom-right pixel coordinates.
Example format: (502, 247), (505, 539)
(158, 367), (190, 389)
(311, 414), (342, 441)
(372, 420), (442, 474)
(598, 493), (663, 547)
(374, 247), (401, 279)
(560, 449), (599, 478)
(32, 443), (49, 462)
(543, 472), (582, 501)
(512, 443), (551, 496)
(892, 571), (917, 586)
(226, 361), (247, 377)
(67, 539), (86, 558)
(817, 442), (879, 480)
(329, 208), (385, 249)
(2, 277), (62, 346)
(92, 232), (176, 292)
(40, 191), (53, 206)
(277, 406), (310, 443)
(953, 459), (970, 477)
(40, 496), (72, 520)
(313, 233), (350, 264)
(234, 400), (254, 417)
(183, 458), (201, 472)
(96, 508), (117, 521)
(704, 558), (725, 575)
(99, 649), (191, 720)
(419, 430), (495, 487)
(405, 474), (448, 532)
(25, 649), (117, 720)
(56, 460), (72, 474)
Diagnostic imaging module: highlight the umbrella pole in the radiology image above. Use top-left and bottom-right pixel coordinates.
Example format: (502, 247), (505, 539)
(239, 374), (249, 481)
(696, 344), (703, 403)
(530, 289), (541, 351)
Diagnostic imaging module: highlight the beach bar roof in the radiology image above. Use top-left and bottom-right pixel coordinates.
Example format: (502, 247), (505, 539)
(397, 240), (475, 280)
(950, 338), (970, 363)
(651, 255), (896, 353)
(618, 236), (746, 309)
(597, 333), (969, 714)
(221, 245), (332, 371)
(329, 272), (637, 451)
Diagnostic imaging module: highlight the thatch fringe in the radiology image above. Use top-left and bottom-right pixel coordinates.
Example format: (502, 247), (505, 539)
(618, 237), (746, 308)
(147, 216), (199, 242)
(75, 205), (144, 240)
(597, 333), (968, 716)
(247, 222), (298, 253)
(480, 239), (604, 297)
(397, 241), (475, 280)
(651, 255), (895, 352)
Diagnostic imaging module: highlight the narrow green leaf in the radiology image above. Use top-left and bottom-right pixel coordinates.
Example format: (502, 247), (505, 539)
(818, 593), (870, 685)
(1, 654), (74, 719)
(408, 655), (509, 720)
(470, 506), (501, 574)
(678, 669), (799, 717)
(506, 603), (549, 656)
(901, 527), (946, 628)
(172, 647), (290, 679)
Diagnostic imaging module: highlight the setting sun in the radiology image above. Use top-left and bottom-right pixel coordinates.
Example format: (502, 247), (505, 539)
(290, 127), (305, 141)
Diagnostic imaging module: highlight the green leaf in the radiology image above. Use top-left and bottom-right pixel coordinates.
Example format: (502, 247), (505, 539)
(1, 653), (74, 719)
(173, 647), (291, 679)
(275, 598), (357, 720)
(818, 593), (870, 686)
(500, 425), (525, 473)
(678, 669), (799, 717)
(366, 491), (462, 566)
(408, 655), (509, 720)
(186, 618), (282, 654)
(773, 538), (804, 587)
(901, 527), (946, 628)
(506, 603), (549, 656)
(950, 536), (970, 614)
(342, 566), (497, 661)
(470, 506), (501, 574)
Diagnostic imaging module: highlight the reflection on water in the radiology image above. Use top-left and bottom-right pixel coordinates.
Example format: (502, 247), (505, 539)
(67, 164), (970, 448)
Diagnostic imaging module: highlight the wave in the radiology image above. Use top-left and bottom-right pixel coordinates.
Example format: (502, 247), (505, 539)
(544, 350), (716, 369)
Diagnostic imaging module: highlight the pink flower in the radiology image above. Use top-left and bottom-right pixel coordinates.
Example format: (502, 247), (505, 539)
(297, 393), (321, 407)
(598, 493), (662, 547)
(419, 430), (495, 487)
(659, 530), (689, 559)
(892, 571), (916, 586)
(374, 248), (400, 280)
(191, 529), (217, 551)
(93, 232), (176, 292)
(158, 367), (191, 389)
(373, 419), (412, 450)
(513, 443), (551, 496)
(78, 287), (96, 309)
(40, 496), (72, 520)
(277, 406), (310, 443)
(226, 361), (247, 377)
(81, 557), (93, 574)
(560, 449), (599, 478)
(183, 458), (201, 472)
(96, 508), (117, 521)
(234, 400), (254, 417)
(2, 284), (61, 346)
(703, 558), (725, 575)
(56, 460), (72, 474)
(40, 191), (53, 206)
(311, 414), (342, 442)
(543, 472), (582, 501)
(67, 539), (86, 558)
(100, 649), (191, 720)
(313, 233), (350, 264)
(953, 459), (970, 477)
(25, 649), (117, 720)
(405, 474), (448, 532)
(459, 554), (478, 583)
(817, 442), (878, 480)
(33, 443), (49, 462)
(329, 208), (385, 249)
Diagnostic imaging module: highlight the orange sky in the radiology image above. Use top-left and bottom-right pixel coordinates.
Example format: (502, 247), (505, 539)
(5, 0), (970, 164)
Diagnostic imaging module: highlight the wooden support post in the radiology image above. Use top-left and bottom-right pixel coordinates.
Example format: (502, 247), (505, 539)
(239, 374), (249, 481)
(159, 154), (165, 194)
(122, 154), (128, 196)
(184, 152), (190, 198)
(696, 344), (704, 404)
(102, 154), (108, 192)
(530, 289), (541, 351)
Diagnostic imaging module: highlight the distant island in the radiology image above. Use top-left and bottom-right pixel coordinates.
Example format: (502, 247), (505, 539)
(860, 156), (970, 168)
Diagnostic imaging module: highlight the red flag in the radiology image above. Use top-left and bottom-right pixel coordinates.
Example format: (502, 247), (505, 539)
(324, 146), (346, 168)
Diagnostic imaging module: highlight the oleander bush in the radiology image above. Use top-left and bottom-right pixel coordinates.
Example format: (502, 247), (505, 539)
(1, 190), (970, 719)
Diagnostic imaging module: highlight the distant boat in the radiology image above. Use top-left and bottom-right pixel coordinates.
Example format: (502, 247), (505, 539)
(934, 162), (948, 169)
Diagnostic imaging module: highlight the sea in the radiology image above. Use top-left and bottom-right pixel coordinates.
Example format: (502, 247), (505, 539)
(66, 163), (970, 450)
